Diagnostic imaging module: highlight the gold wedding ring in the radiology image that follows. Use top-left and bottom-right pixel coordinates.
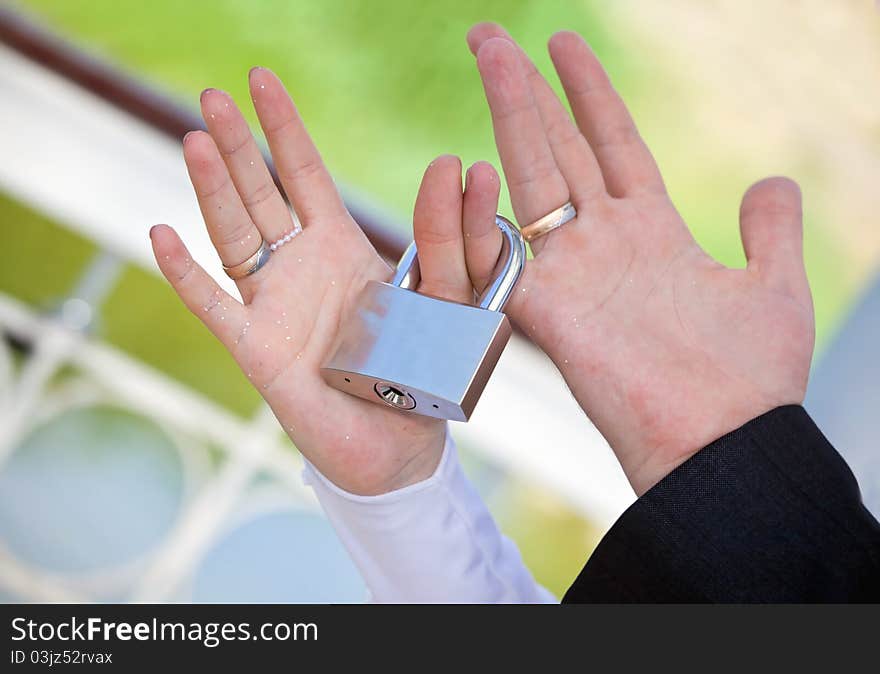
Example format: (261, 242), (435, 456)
(222, 240), (271, 280)
(521, 202), (577, 242)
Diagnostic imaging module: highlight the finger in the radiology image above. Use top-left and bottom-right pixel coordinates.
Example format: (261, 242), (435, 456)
(249, 67), (348, 228)
(200, 88), (298, 243)
(475, 38), (570, 241)
(150, 224), (246, 348)
(462, 161), (502, 295)
(739, 177), (809, 297)
(183, 131), (266, 295)
(549, 31), (665, 198)
(466, 23), (604, 204)
(412, 155), (472, 304)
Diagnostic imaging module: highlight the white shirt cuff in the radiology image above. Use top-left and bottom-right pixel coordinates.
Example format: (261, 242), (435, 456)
(301, 428), (556, 603)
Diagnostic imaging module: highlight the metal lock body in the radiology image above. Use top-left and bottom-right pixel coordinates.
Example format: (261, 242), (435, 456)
(321, 215), (526, 421)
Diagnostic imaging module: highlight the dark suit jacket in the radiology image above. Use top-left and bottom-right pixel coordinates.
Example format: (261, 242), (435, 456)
(563, 406), (880, 602)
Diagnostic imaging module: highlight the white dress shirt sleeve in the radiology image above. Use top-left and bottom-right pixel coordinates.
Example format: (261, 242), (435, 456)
(301, 429), (557, 603)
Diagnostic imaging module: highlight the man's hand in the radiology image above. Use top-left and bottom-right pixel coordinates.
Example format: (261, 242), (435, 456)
(151, 68), (499, 495)
(463, 24), (815, 495)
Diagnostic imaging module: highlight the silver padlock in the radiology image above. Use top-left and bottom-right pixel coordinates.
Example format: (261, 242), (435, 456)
(321, 215), (526, 421)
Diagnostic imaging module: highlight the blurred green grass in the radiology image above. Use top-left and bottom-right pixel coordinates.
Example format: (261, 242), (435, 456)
(13, 0), (853, 346)
(16, 0), (630, 221)
(0, 195), (95, 305)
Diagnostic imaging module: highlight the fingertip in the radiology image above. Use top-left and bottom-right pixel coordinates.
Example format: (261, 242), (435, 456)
(150, 226), (198, 288)
(149, 223), (178, 252)
(742, 176), (802, 207)
(181, 130), (214, 159)
(740, 177), (803, 232)
(412, 155), (471, 303)
(462, 161), (504, 295)
(739, 176), (806, 295)
(465, 161), (500, 199)
(248, 66), (279, 96)
(427, 153), (462, 172)
(199, 87), (234, 117)
(466, 23), (490, 54)
(150, 225), (178, 271)
(248, 65), (270, 81)
(248, 66), (296, 121)
(421, 155), (463, 194)
(467, 160), (499, 183)
(466, 22), (509, 55)
(548, 30), (586, 51)
(475, 36), (519, 72)
(548, 31), (593, 69)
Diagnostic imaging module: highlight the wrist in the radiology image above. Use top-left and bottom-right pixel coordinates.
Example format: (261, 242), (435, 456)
(313, 424), (447, 497)
(378, 433), (447, 494)
(543, 337), (804, 495)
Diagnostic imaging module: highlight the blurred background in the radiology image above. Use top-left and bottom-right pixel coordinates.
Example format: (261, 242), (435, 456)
(0, 0), (878, 602)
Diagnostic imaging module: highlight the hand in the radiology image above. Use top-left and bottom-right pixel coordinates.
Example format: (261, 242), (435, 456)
(463, 24), (815, 495)
(150, 68), (500, 495)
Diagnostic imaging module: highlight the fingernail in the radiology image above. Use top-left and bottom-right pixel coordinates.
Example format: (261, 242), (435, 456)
(200, 87), (216, 102)
(182, 130), (196, 144)
(465, 166), (473, 187)
(149, 224), (160, 239)
(249, 66), (265, 78)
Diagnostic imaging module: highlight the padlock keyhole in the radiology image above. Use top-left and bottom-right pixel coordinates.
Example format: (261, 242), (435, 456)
(374, 382), (417, 410)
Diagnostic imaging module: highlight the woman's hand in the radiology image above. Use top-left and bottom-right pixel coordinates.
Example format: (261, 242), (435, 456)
(464, 24), (815, 495)
(150, 68), (499, 495)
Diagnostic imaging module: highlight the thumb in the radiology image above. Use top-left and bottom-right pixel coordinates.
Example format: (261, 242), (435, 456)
(739, 176), (809, 298)
(412, 155), (473, 304)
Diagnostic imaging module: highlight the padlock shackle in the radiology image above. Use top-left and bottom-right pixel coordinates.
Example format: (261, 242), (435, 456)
(390, 214), (526, 312)
(477, 215), (527, 311)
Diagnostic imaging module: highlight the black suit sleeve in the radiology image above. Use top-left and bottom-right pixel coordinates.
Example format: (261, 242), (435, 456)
(563, 406), (880, 602)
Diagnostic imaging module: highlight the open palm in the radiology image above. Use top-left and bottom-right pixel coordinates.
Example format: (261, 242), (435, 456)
(151, 68), (491, 495)
(463, 25), (815, 494)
